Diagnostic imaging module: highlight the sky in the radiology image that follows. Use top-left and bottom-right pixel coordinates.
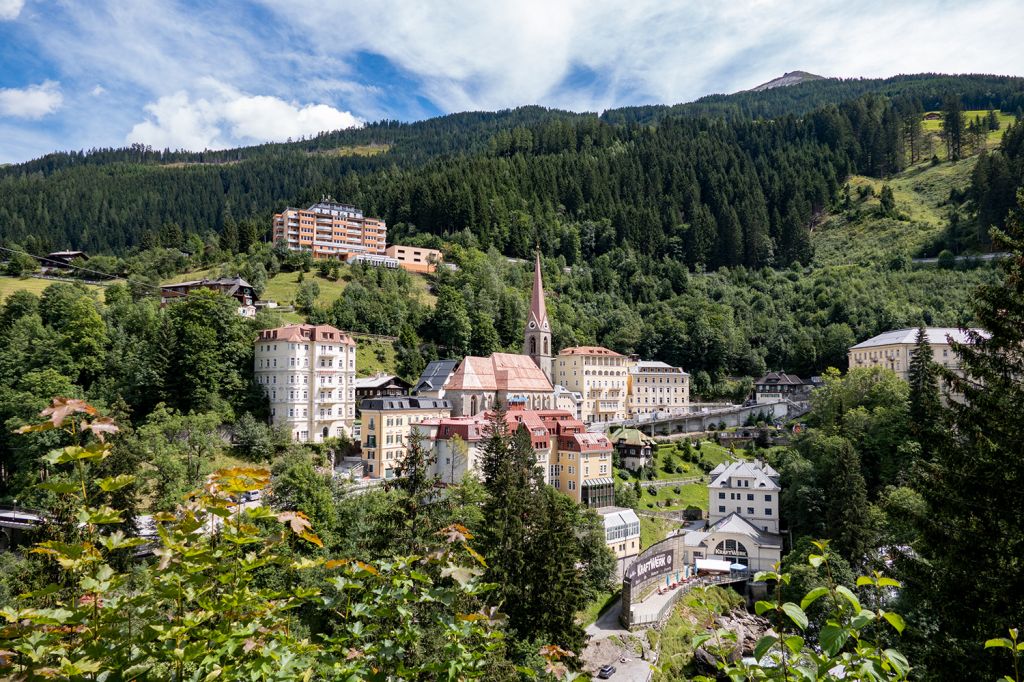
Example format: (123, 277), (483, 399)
(1, 0), (1023, 164)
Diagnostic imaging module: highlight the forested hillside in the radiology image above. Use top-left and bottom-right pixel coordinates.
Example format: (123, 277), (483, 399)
(2, 74), (1023, 262)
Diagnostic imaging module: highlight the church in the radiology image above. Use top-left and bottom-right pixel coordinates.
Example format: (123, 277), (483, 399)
(422, 253), (558, 416)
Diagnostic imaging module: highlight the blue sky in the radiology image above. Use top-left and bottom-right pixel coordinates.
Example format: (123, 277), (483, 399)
(1, 0), (1023, 163)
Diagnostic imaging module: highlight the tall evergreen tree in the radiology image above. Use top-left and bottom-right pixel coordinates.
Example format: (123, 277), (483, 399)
(907, 326), (943, 456)
(908, 189), (1024, 680)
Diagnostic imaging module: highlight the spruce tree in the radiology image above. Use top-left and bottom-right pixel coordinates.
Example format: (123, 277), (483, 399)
(907, 326), (943, 457)
(909, 190), (1024, 680)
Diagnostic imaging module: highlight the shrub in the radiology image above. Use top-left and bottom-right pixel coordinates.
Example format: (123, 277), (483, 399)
(673, 486), (682, 494)
(647, 485), (657, 496)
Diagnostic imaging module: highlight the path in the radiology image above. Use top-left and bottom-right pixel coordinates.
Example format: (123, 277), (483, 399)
(583, 601), (653, 681)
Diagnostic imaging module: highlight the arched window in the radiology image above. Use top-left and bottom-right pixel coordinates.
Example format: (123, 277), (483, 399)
(471, 396), (478, 414)
(543, 337), (549, 355)
(530, 337), (537, 354)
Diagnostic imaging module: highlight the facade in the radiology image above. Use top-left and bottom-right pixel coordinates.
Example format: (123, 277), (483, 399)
(354, 374), (411, 408)
(385, 245), (444, 273)
(254, 324), (357, 442)
(40, 250), (88, 268)
(272, 198), (387, 260)
(847, 327), (986, 381)
(413, 414), (489, 484)
(753, 372), (809, 404)
(359, 397), (452, 479)
(608, 426), (655, 472)
(523, 252), (553, 383)
(445, 352), (554, 416)
(553, 384), (584, 420)
(553, 346), (628, 423)
(680, 513), (783, 573)
(598, 506), (641, 578)
(627, 360), (690, 417)
(708, 460), (781, 533)
(160, 276), (256, 310)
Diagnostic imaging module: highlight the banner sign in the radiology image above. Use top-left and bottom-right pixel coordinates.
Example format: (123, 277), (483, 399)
(626, 549), (674, 584)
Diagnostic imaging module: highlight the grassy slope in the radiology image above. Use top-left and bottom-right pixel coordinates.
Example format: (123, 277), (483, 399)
(626, 440), (746, 513)
(0, 275), (107, 302)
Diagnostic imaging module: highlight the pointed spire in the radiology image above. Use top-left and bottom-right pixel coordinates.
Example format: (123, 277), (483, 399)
(529, 250), (548, 330)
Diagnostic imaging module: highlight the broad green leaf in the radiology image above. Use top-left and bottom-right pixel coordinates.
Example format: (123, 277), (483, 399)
(882, 611), (905, 634)
(856, 576), (874, 587)
(97, 474), (135, 492)
(783, 635), (804, 656)
(781, 602), (808, 630)
(754, 600), (775, 616)
(76, 506), (124, 525)
(885, 648), (910, 677)
(877, 577), (902, 588)
(800, 586), (829, 610)
(691, 633), (712, 649)
(37, 481), (80, 494)
(835, 585), (861, 612)
(985, 638), (1014, 649)
(753, 635), (777, 661)
(819, 623), (849, 656)
(808, 553), (824, 568)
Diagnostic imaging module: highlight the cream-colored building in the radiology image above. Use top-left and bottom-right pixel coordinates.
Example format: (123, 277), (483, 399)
(254, 324), (357, 442)
(708, 460), (781, 534)
(359, 397), (452, 479)
(553, 346), (628, 423)
(847, 327), (985, 380)
(599, 506), (641, 579)
(627, 360), (690, 417)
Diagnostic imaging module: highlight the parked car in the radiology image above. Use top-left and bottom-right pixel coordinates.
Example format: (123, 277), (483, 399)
(242, 490), (262, 502)
(597, 664), (616, 679)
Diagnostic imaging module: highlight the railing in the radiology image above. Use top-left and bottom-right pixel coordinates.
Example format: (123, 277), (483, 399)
(629, 570), (752, 628)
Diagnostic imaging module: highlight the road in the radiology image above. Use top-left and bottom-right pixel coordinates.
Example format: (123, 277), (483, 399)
(583, 600), (653, 682)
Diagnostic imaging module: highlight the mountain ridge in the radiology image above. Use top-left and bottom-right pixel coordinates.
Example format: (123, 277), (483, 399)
(748, 70), (825, 92)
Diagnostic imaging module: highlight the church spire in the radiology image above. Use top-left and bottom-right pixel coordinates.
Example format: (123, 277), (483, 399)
(528, 250), (549, 331)
(524, 250), (552, 382)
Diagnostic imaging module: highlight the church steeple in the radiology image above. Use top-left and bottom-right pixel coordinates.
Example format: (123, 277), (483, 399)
(524, 251), (552, 382)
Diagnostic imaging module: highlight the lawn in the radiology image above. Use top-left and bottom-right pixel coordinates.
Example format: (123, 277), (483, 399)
(639, 515), (677, 549)
(637, 481), (707, 512)
(620, 439), (748, 513)
(0, 275), (107, 302)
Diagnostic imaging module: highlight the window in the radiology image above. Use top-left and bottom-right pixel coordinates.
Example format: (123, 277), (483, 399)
(747, 507), (755, 515)
(765, 494), (772, 502)
(747, 494), (754, 501)
(718, 505), (725, 513)
(765, 508), (772, 516)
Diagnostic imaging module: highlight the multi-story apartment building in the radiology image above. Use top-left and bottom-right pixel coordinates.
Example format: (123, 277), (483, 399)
(847, 327), (986, 380)
(707, 460), (781, 534)
(359, 397), (452, 479)
(627, 360), (690, 417)
(416, 406), (614, 507)
(272, 198), (386, 260)
(553, 346), (628, 423)
(384, 245), (444, 273)
(254, 324), (357, 442)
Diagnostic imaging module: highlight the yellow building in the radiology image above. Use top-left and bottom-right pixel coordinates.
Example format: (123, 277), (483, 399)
(552, 346), (628, 423)
(359, 397), (452, 479)
(847, 327), (986, 380)
(627, 360), (690, 417)
(384, 244), (443, 273)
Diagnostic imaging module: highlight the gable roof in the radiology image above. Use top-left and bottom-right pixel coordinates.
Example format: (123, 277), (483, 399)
(447, 352), (553, 393)
(354, 374), (411, 391)
(256, 324), (355, 345)
(558, 346), (622, 357)
(755, 371), (805, 386)
(414, 359), (459, 393)
(706, 512), (782, 548)
(850, 327), (987, 349)
(709, 460), (780, 490)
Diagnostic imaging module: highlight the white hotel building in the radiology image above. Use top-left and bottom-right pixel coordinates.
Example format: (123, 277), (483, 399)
(254, 324), (357, 442)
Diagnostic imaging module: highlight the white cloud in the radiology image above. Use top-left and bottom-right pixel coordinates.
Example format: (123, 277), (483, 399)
(126, 78), (361, 150)
(0, 0), (24, 21)
(90, 85), (106, 97)
(0, 80), (63, 118)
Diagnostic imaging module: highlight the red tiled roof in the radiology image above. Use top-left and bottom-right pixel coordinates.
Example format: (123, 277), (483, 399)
(256, 324), (356, 345)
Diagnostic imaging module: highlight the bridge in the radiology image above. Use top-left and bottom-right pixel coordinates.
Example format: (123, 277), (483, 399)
(0, 504), (46, 551)
(593, 399), (808, 438)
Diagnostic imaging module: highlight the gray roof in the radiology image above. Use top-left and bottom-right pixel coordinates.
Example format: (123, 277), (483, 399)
(755, 371), (805, 386)
(707, 512), (782, 548)
(597, 506), (640, 531)
(631, 360), (689, 375)
(414, 359), (459, 393)
(359, 397), (451, 411)
(850, 327), (987, 350)
(354, 374), (410, 390)
(709, 460), (780, 490)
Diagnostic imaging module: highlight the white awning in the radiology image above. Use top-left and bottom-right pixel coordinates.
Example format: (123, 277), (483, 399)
(696, 559), (733, 573)
(583, 477), (614, 487)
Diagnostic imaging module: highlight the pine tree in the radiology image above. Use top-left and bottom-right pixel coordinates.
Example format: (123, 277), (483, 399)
(908, 190), (1024, 680)
(818, 435), (870, 562)
(907, 326), (943, 456)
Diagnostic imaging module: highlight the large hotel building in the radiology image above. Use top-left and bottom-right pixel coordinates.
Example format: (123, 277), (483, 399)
(272, 198), (387, 260)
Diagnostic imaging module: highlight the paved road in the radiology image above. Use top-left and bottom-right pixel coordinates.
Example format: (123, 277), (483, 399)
(584, 600), (653, 682)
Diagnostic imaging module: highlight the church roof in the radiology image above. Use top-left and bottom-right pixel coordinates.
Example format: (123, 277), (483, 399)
(447, 352), (553, 393)
(527, 252), (549, 332)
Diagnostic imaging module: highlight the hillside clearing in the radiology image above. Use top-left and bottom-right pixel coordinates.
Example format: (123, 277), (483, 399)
(0, 275), (107, 302)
